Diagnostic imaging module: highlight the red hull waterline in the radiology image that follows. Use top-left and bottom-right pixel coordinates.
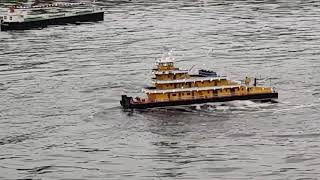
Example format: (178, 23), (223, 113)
(120, 92), (278, 109)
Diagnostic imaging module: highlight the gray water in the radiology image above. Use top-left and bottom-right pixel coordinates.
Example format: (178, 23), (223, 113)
(1, 0), (320, 179)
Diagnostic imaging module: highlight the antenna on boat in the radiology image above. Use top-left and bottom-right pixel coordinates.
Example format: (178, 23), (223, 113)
(159, 49), (175, 63)
(269, 78), (271, 87)
(91, 0), (96, 11)
(189, 65), (196, 72)
(26, 0), (33, 8)
(92, 0), (97, 8)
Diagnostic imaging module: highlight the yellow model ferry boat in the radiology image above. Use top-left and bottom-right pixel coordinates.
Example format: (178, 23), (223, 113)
(120, 56), (278, 109)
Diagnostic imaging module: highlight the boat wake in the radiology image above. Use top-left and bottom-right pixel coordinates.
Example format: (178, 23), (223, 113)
(271, 101), (320, 114)
(187, 100), (277, 112)
(130, 99), (320, 116)
(131, 100), (278, 114)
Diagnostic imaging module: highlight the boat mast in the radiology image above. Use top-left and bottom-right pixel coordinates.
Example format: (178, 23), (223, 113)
(26, 0), (33, 8)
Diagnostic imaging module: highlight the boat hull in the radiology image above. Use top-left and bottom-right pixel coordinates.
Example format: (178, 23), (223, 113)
(121, 92), (278, 109)
(0, 11), (104, 31)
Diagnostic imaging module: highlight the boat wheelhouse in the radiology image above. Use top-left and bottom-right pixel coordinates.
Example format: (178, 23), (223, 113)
(120, 56), (278, 109)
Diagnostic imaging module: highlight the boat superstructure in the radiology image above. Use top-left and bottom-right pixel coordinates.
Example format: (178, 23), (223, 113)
(120, 55), (278, 109)
(0, 2), (104, 31)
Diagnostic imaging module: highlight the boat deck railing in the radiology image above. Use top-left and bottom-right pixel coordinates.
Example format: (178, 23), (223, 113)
(132, 90), (274, 104)
(131, 94), (224, 104)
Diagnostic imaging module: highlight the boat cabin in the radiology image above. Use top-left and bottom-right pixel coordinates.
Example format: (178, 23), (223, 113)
(144, 85), (273, 102)
(2, 7), (25, 22)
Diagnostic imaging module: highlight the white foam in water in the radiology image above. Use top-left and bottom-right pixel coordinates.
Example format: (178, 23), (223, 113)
(229, 100), (257, 107)
(232, 100), (275, 108)
(215, 105), (230, 111)
(207, 106), (214, 111)
(190, 100), (276, 113)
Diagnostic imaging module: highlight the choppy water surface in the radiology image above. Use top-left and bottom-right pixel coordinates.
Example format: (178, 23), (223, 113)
(1, 0), (320, 179)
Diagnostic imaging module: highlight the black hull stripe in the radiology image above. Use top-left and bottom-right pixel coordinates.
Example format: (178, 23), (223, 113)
(1, 12), (104, 31)
(121, 93), (278, 109)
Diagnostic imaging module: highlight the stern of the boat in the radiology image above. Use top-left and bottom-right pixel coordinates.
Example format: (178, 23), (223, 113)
(120, 95), (133, 109)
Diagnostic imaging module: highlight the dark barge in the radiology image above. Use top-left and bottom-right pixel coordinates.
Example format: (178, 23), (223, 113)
(1, 4), (104, 31)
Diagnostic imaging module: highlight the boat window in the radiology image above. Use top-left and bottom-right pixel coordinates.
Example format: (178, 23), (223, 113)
(9, 16), (12, 20)
(187, 92), (191, 95)
(4, 16), (7, 20)
(172, 94), (176, 96)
